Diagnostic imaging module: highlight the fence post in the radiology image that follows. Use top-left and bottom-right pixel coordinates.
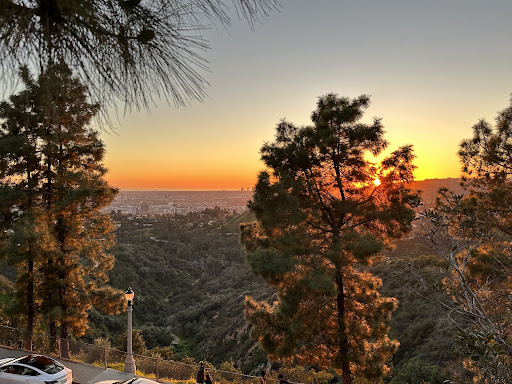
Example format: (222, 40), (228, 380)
(156, 358), (159, 381)
(104, 346), (107, 369)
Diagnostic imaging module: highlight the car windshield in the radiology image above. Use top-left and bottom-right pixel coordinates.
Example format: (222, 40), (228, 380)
(17, 356), (63, 374)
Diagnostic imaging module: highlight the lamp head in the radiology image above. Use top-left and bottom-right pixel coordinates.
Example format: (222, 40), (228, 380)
(125, 287), (134, 305)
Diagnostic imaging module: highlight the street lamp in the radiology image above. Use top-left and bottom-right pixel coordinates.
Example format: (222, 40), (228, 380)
(124, 287), (136, 374)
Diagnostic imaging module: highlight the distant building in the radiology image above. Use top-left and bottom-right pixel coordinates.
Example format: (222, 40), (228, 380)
(118, 206), (137, 215)
(176, 207), (188, 215)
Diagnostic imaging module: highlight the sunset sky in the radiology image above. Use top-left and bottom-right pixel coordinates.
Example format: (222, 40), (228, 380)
(100, 0), (512, 190)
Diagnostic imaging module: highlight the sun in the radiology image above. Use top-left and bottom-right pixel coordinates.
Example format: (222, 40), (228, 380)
(373, 178), (381, 186)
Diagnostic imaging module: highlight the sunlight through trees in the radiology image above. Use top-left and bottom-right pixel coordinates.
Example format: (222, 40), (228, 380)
(240, 94), (418, 384)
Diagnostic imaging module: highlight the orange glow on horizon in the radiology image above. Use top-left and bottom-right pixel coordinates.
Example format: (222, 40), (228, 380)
(96, 0), (508, 192)
(103, 139), (462, 190)
(105, 171), (259, 191)
(104, 158), (461, 190)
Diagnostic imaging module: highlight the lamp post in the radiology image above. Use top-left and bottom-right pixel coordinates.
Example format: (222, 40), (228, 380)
(124, 287), (136, 374)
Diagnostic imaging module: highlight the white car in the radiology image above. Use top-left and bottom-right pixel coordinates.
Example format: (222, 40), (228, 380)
(0, 354), (72, 384)
(96, 378), (160, 384)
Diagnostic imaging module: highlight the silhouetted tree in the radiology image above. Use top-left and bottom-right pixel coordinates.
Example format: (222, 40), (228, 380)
(241, 94), (418, 384)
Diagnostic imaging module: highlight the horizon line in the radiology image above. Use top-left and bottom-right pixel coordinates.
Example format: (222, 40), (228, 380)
(114, 177), (460, 192)
(117, 188), (255, 192)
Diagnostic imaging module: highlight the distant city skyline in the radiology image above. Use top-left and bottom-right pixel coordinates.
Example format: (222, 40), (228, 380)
(99, 0), (512, 190)
(109, 190), (254, 215)
(117, 186), (257, 192)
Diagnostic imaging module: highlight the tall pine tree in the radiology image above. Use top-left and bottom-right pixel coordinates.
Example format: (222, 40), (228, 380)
(241, 94), (417, 384)
(0, 64), (123, 355)
(0, 68), (51, 349)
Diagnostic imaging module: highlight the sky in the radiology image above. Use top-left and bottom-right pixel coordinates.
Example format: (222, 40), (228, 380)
(99, 0), (512, 190)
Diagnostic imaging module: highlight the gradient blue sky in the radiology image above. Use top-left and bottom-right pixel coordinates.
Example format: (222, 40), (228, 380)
(100, 0), (512, 190)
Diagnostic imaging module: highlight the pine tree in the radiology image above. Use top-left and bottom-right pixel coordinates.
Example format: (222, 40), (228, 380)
(240, 94), (417, 384)
(459, 97), (512, 237)
(0, 69), (51, 349)
(0, 0), (279, 112)
(456, 99), (512, 353)
(0, 64), (124, 355)
(416, 97), (512, 381)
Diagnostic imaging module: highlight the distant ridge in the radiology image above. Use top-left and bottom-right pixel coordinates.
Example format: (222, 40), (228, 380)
(411, 178), (464, 208)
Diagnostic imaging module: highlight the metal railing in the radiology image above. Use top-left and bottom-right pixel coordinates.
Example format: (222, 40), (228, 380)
(0, 325), (269, 384)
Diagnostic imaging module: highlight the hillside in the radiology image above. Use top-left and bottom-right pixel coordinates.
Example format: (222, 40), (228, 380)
(88, 209), (274, 372)
(411, 178), (463, 209)
(94, 211), (459, 380)
(0, 178), (467, 381)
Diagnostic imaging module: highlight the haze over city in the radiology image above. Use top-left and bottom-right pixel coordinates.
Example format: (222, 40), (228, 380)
(99, 0), (512, 190)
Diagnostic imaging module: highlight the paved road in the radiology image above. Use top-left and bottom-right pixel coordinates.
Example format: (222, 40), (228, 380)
(0, 346), (136, 384)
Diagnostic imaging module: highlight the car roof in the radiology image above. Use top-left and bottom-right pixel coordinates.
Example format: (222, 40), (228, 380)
(0, 355), (62, 371)
(17, 355), (62, 369)
(0, 357), (15, 366)
(0, 355), (31, 365)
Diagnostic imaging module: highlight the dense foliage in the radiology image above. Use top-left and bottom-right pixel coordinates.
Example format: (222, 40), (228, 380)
(371, 240), (455, 384)
(91, 210), (275, 371)
(103, 207), (463, 382)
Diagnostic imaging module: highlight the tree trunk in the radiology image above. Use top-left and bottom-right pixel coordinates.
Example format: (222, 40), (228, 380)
(336, 268), (352, 384)
(24, 259), (34, 351)
(60, 322), (69, 358)
(49, 320), (57, 354)
(56, 217), (69, 358)
(25, 171), (34, 351)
